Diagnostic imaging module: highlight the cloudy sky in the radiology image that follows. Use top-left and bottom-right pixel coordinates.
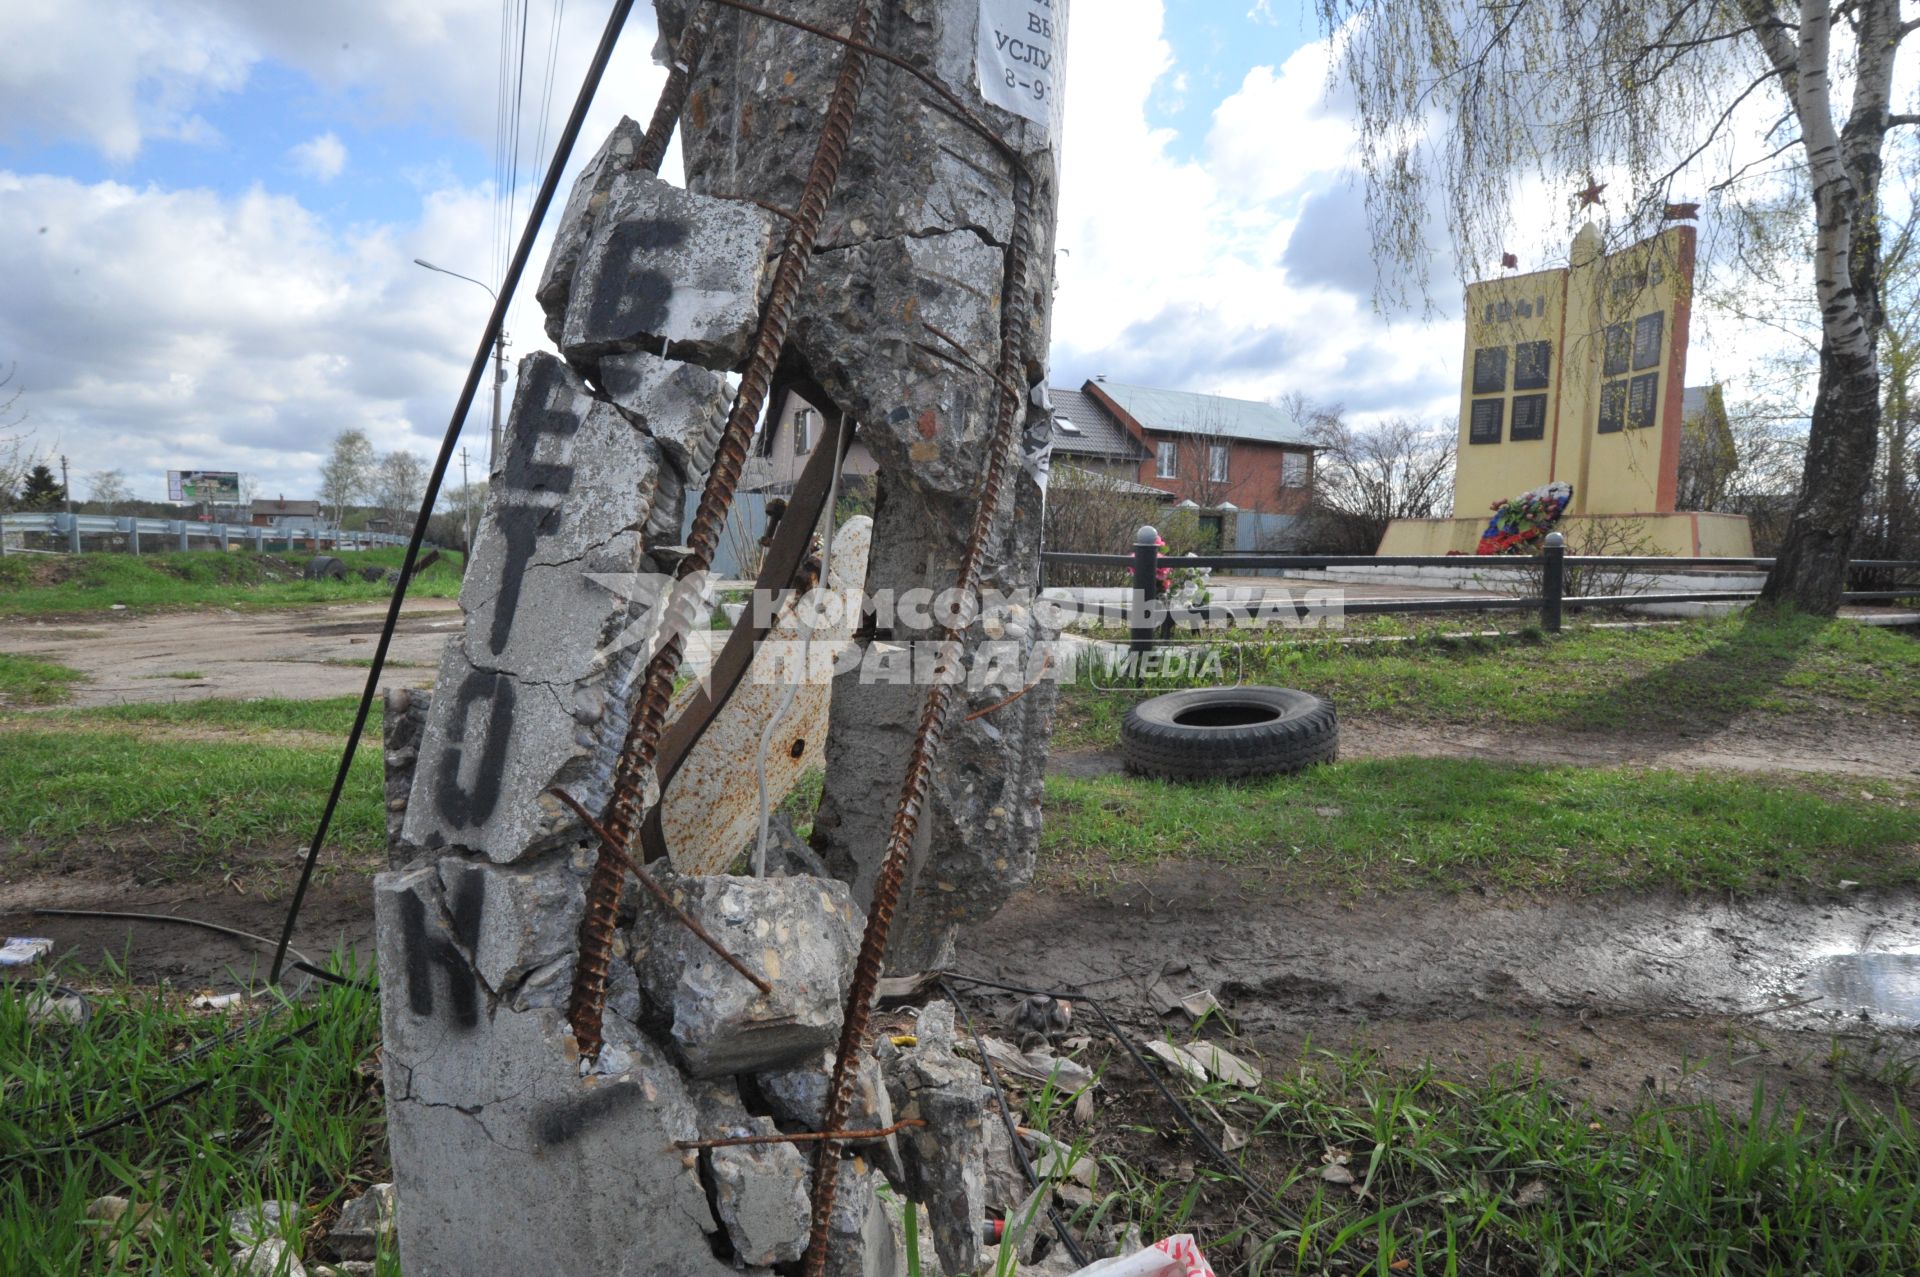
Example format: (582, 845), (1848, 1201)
(0, 0), (1648, 504)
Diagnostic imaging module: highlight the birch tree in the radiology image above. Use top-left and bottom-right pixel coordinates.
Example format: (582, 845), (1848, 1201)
(1319, 0), (1912, 612)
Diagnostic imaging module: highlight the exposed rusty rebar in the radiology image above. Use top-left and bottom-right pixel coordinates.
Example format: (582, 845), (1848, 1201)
(801, 169), (1040, 1277)
(636, 14), (707, 176)
(545, 787), (771, 994)
(674, 1118), (927, 1151)
(566, 0), (879, 1064)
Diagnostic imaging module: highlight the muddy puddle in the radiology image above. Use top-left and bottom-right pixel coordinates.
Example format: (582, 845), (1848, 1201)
(959, 874), (1920, 1036)
(1801, 948), (1920, 1027)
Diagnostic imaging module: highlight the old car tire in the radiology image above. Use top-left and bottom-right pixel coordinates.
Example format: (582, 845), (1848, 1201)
(305, 555), (347, 581)
(1121, 687), (1337, 781)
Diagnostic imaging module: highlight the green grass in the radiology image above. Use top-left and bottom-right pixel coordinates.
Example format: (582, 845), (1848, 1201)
(0, 965), (397, 1276)
(1043, 760), (1920, 893)
(0, 549), (463, 616)
(1053, 612), (1920, 751)
(1032, 1042), (1920, 1276)
(0, 698), (379, 872)
(0, 654), (87, 707)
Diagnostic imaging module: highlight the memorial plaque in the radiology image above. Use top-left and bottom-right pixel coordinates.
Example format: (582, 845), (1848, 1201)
(1472, 346), (1508, 394)
(1597, 379), (1627, 434)
(1627, 372), (1659, 429)
(1510, 393), (1547, 441)
(1514, 340), (1551, 390)
(1602, 323), (1630, 377)
(1631, 312), (1664, 369)
(1468, 397), (1504, 445)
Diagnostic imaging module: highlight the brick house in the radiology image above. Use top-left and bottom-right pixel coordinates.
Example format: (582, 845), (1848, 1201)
(1046, 378), (1317, 549)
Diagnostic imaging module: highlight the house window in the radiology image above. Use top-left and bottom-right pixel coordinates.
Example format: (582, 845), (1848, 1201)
(1208, 444), (1229, 484)
(1156, 440), (1178, 479)
(794, 409), (815, 454)
(1281, 451), (1309, 488)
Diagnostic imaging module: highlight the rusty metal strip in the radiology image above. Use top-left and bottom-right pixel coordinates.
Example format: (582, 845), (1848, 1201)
(636, 13), (707, 176)
(801, 170), (1040, 1277)
(673, 1118), (926, 1151)
(567, 1), (879, 1064)
(546, 787), (772, 995)
(636, 404), (852, 864)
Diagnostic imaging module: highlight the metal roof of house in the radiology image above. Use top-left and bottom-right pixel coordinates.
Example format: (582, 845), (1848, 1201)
(1051, 464), (1175, 499)
(1092, 380), (1315, 447)
(1047, 386), (1146, 457)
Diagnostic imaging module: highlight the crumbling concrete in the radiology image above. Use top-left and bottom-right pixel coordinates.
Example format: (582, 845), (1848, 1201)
(561, 170), (778, 370)
(379, 1), (1065, 1273)
(629, 871), (861, 1076)
(326, 1184), (394, 1262)
(710, 1117), (814, 1265)
(883, 1002), (991, 1277)
(656, 0), (1064, 972)
(376, 870), (744, 1275)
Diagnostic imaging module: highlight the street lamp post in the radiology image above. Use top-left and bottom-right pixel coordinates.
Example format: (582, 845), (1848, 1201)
(414, 258), (509, 470)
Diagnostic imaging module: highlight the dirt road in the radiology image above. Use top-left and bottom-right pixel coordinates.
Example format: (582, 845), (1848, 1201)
(0, 601), (724, 707)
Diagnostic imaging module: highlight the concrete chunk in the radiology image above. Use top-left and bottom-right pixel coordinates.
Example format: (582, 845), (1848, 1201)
(326, 1184), (394, 1262)
(709, 1116), (811, 1265)
(436, 857), (586, 1006)
(537, 116), (645, 345)
(629, 872), (861, 1077)
(561, 170), (776, 370)
(824, 1163), (909, 1277)
(887, 1002), (990, 1277)
(597, 350), (731, 482)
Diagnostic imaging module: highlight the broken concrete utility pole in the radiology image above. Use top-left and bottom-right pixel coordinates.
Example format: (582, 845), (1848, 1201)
(374, 2), (1067, 1274)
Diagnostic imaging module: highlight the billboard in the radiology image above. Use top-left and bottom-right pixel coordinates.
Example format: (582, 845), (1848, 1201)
(167, 470), (241, 502)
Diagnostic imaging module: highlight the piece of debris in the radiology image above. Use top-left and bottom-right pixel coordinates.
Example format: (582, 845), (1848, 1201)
(886, 1002), (990, 1277)
(0, 936), (53, 967)
(327, 1183), (394, 1261)
(1318, 1163), (1355, 1185)
(1179, 1041), (1261, 1089)
(628, 871), (862, 1077)
(83, 1194), (165, 1238)
(233, 1236), (307, 1277)
(1011, 994), (1073, 1050)
(228, 1200), (297, 1247)
(709, 1117), (812, 1266)
(24, 987), (88, 1026)
(959, 1034), (1095, 1095)
(1142, 1040), (1208, 1085)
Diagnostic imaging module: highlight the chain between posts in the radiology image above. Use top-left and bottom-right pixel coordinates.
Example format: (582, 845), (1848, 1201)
(801, 169), (1039, 1277)
(566, 0), (879, 1065)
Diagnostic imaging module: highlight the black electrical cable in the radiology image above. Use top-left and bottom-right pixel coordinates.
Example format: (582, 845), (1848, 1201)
(267, 0), (641, 987)
(34, 907), (318, 979)
(936, 977), (1090, 1270)
(0, 1018), (323, 1170)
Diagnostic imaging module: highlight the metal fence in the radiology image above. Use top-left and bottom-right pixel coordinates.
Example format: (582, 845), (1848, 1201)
(1042, 528), (1920, 650)
(0, 512), (414, 556)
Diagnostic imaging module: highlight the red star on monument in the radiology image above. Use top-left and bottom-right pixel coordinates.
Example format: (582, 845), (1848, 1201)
(1577, 180), (1607, 208)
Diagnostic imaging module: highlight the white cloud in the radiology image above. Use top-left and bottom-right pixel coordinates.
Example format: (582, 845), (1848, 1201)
(1050, 2), (1460, 423)
(0, 171), (518, 501)
(289, 132), (348, 182)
